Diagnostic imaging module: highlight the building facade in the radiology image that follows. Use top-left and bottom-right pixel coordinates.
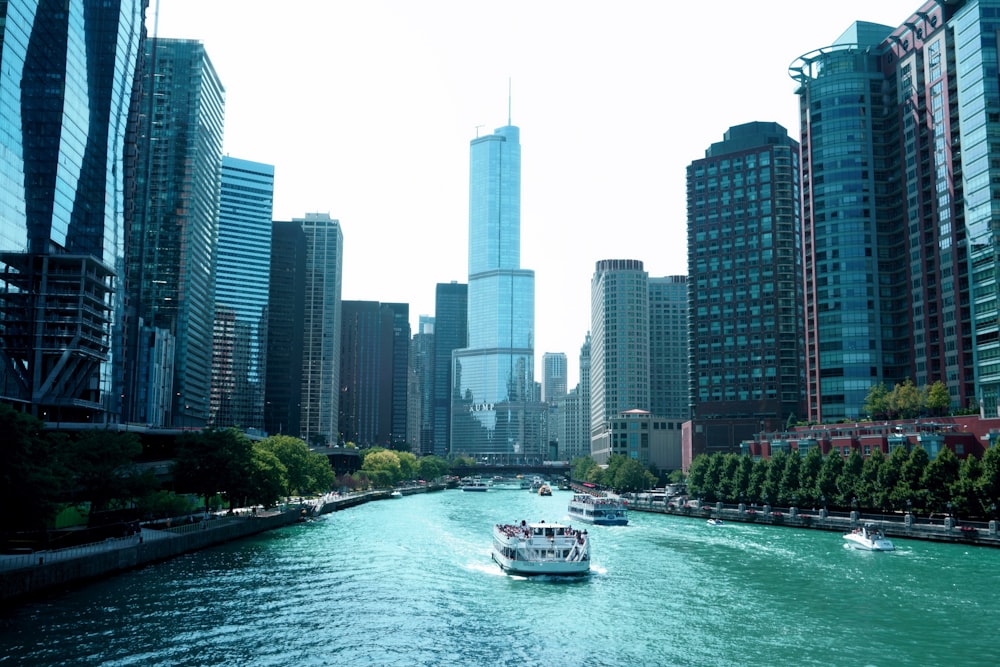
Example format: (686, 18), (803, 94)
(790, 1), (1000, 421)
(432, 282), (467, 457)
(127, 38), (225, 427)
(410, 315), (434, 454)
(649, 275), (689, 420)
(264, 220), (306, 438)
(686, 122), (804, 456)
(210, 156), (273, 431)
(0, 0), (146, 422)
(590, 260), (650, 463)
(542, 352), (568, 404)
(451, 123), (545, 460)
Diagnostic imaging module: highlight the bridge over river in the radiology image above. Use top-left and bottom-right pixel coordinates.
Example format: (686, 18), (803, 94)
(449, 462), (570, 478)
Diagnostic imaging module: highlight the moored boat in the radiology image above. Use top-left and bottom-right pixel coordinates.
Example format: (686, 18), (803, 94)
(461, 477), (491, 492)
(567, 493), (629, 526)
(843, 523), (895, 551)
(492, 521), (590, 576)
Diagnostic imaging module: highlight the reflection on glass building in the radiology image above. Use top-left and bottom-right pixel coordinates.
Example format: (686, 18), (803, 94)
(791, 1), (1000, 421)
(451, 123), (545, 461)
(433, 282), (466, 457)
(0, 0), (146, 422)
(210, 157), (273, 431)
(127, 38), (225, 427)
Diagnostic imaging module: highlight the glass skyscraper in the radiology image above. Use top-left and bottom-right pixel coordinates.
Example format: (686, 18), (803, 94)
(451, 124), (544, 460)
(0, 0), (146, 422)
(433, 281), (467, 457)
(127, 38), (225, 427)
(211, 156), (274, 431)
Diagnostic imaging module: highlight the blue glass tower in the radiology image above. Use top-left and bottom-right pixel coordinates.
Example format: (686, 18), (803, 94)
(0, 0), (146, 422)
(451, 123), (543, 460)
(211, 156), (274, 431)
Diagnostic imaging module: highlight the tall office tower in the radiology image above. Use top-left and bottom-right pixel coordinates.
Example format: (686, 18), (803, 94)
(264, 221), (306, 438)
(411, 316), (435, 454)
(590, 260), (650, 462)
(686, 123), (804, 455)
(452, 123), (545, 460)
(649, 276), (689, 420)
(296, 213), (342, 446)
(210, 157), (273, 430)
(0, 0), (146, 422)
(791, 2), (998, 421)
(339, 301), (409, 447)
(128, 38), (225, 427)
(432, 282), (467, 456)
(542, 353), (568, 404)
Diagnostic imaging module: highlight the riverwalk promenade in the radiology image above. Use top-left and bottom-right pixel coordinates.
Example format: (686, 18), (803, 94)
(628, 498), (1000, 548)
(0, 483), (445, 605)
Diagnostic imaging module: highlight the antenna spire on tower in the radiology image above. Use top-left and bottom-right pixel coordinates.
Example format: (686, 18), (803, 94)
(508, 77), (512, 125)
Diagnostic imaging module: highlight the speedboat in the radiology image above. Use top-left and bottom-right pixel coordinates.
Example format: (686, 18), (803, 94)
(492, 521), (590, 576)
(567, 493), (629, 526)
(538, 484), (552, 496)
(390, 490), (403, 499)
(843, 523), (895, 551)
(706, 518), (724, 526)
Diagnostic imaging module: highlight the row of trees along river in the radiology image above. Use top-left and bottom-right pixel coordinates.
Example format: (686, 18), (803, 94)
(684, 444), (1000, 519)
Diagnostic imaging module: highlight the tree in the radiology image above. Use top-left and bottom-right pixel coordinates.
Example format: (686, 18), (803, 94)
(889, 379), (924, 419)
(69, 430), (143, 513)
(610, 458), (656, 493)
(260, 435), (334, 497)
(416, 455), (450, 481)
(975, 445), (1000, 516)
(747, 457), (769, 504)
(173, 428), (255, 512)
(798, 447), (824, 506)
(686, 454), (710, 498)
(777, 451), (801, 506)
(249, 442), (287, 508)
(898, 446), (930, 512)
(361, 448), (402, 487)
(863, 382), (891, 420)
(922, 447), (959, 515)
(732, 455), (754, 503)
(0, 404), (69, 533)
(925, 381), (951, 416)
(397, 451), (418, 481)
(816, 452), (844, 507)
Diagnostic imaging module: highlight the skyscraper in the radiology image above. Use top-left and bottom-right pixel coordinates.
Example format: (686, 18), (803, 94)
(211, 156), (273, 430)
(128, 38), (225, 427)
(791, 1), (998, 420)
(296, 213), (343, 446)
(542, 353), (568, 404)
(451, 122), (544, 461)
(339, 300), (409, 447)
(264, 221), (306, 438)
(0, 0), (146, 422)
(649, 275), (689, 420)
(686, 123), (803, 454)
(590, 259), (650, 462)
(411, 315), (435, 454)
(432, 282), (467, 456)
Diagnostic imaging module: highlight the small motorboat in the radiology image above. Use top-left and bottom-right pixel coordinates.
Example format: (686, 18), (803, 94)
(843, 523), (895, 551)
(706, 518), (724, 526)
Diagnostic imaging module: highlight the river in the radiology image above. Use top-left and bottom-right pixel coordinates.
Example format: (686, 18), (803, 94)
(2, 487), (999, 666)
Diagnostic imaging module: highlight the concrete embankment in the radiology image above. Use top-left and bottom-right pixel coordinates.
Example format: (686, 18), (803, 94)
(630, 501), (1000, 548)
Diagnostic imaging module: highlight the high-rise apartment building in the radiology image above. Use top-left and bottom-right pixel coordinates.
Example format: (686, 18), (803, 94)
(686, 123), (804, 455)
(210, 157), (273, 430)
(649, 276), (689, 420)
(127, 38), (225, 427)
(339, 301), (410, 447)
(451, 123), (545, 460)
(791, 1), (1000, 420)
(264, 221), (306, 438)
(0, 0), (146, 422)
(432, 282), (467, 457)
(542, 353), (568, 404)
(296, 213), (343, 446)
(590, 260), (650, 463)
(411, 316), (434, 454)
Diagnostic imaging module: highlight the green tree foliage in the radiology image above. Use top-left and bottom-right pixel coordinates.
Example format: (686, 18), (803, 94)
(416, 455), (450, 481)
(899, 446), (930, 511)
(799, 447), (824, 506)
(685, 454), (709, 498)
(68, 430), (143, 512)
(0, 405), (69, 532)
(816, 451), (844, 507)
(259, 435), (334, 497)
(249, 442), (287, 508)
(732, 455), (754, 502)
(925, 381), (951, 416)
(976, 445), (1000, 514)
(889, 379), (924, 419)
(173, 428), (255, 512)
(778, 451), (801, 505)
(863, 382), (891, 420)
(361, 448), (403, 487)
(609, 458), (656, 493)
(747, 457), (769, 504)
(763, 449), (786, 504)
(922, 446), (960, 514)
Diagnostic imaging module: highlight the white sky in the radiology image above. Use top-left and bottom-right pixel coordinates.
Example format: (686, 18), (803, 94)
(153, 0), (922, 388)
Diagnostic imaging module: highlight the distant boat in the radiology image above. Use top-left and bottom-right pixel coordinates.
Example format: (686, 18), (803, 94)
(492, 521), (590, 576)
(706, 518), (724, 526)
(538, 484), (552, 496)
(461, 478), (491, 492)
(390, 490), (403, 499)
(844, 523), (895, 551)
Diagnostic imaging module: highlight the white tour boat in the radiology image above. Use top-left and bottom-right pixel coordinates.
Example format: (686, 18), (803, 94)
(567, 493), (629, 526)
(461, 478), (491, 492)
(843, 523), (895, 551)
(492, 521), (590, 576)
